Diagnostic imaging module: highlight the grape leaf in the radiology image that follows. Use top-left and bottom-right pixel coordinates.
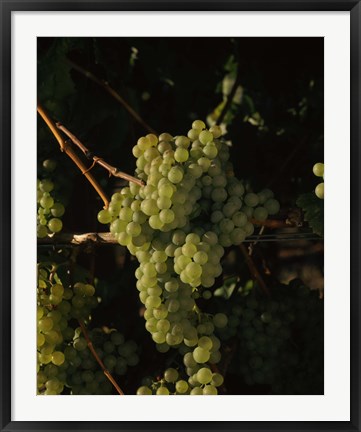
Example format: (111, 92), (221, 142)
(296, 192), (324, 236)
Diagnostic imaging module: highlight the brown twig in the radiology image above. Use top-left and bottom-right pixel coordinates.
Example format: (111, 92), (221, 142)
(56, 123), (144, 187)
(239, 244), (271, 297)
(38, 232), (118, 246)
(37, 104), (110, 209)
(78, 319), (124, 395)
(66, 59), (156, 135)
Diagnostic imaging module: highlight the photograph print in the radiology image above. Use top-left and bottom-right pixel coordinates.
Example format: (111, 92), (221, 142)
(36, 37), (324, 396)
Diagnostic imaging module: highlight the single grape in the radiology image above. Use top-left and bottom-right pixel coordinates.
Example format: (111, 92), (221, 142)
(175, 380), (188, 394)
(164, 368), (179, 383)
(315, 182), (324, 199)
(313, 162), (324, 178)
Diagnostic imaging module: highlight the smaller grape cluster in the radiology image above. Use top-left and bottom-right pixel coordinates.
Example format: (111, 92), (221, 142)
(37, 264), (139, 395)
(214, 279), (323, 394)
(313, 162), (324, 199)
(37, 268), (98, 394)
(37, 159), (66, 238)
(64, 328), (139, 395)
(137, 366), (224, 395)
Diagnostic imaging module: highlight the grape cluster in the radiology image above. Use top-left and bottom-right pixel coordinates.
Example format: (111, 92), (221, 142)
(65, 328), (139, 395)
(37, 265), (139, 395)
(98, 120), (280, 394)
(37, 159), (66, 238)
(215, 279), (323, 394)
(37, 267), (98, 394)
(313, 162), (324, 199)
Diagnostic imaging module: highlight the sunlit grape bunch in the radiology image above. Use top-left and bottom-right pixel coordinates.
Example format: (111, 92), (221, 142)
(37, 159), (66, 238)
(313, 162), (324, 199)
(97, 120), (280, 394)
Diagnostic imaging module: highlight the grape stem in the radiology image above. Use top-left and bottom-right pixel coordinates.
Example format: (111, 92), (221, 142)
(66, 59), (157, 135)
(55, 122), (145, 187)
(78, 319), (124, 395)
(37, 104), (110, 209)
(239, 244), (271, 297)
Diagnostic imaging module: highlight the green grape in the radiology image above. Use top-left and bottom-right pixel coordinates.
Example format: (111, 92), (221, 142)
(211, 187), (227, 202)
(185, 262), (202, 279)
(192, 120), (206, 130)
(199, 130), (213, 145)
(213, 313), (228, 328)
(193, 347), (210, 363)
(156, 386), (170, 395)
(315, 182), (324, 199)
(203, 143), (218, 159)
(198, 336), (213, 350)
(202, 290), (212, 300)
(211, 373), (224, 387)
(253, 207), (268, 221)
(313, 162), (324, 177)
(175, 380), (188, 394)
(164, 368), (179, 383)
(264, 198), (280, 215)
(244, 193), (259, 207)
(209, 125), (222, 138)
(39, 179), (54, 193)
(51, 203), (65, 217)
(182, 243), (197, 258)
(197, 367), (213, 384)
(168, 166), (184, 184)
(48, 218), (63, 233)
(42, 159), (57, 172)
(175, 147), (189, 163)
(38, 317), (53, 332)
(188, 128), (202, 140)
(190, 387), (203, 395)
(137, 386), (152, 395)
(40, 195), (54, 209)
(37, 225), (48, 238)
(203, 385), (217, 395)
(51, 351), (65, 366)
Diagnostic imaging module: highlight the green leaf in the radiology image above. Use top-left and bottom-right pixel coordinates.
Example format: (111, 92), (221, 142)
(296, 192), (324, 236)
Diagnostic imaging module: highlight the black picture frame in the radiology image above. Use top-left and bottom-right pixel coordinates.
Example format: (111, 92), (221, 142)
(1, 1), (360, 431)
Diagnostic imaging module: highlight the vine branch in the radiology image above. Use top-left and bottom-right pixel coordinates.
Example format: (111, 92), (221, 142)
(66, 59), (157, 135)
(37, 231), (321, 247)
(37, 103), (110, 208)
(38, 232), (118, 246)
(78, 320), (124, 395)
(239, 244), (271, 297)
(56, 122), (144, 187)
